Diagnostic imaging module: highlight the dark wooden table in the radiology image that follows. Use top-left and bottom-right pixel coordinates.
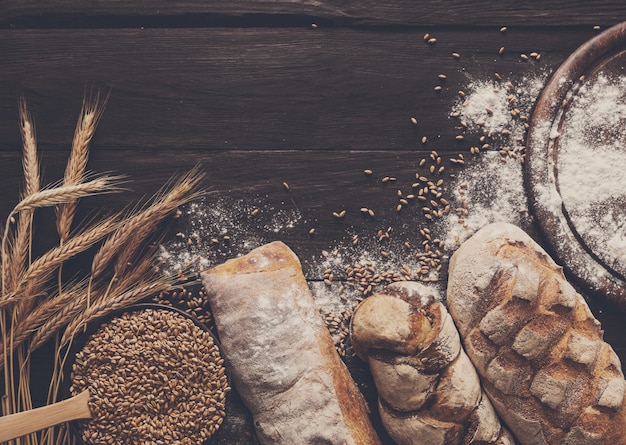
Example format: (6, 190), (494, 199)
(2, 2), (626, 444)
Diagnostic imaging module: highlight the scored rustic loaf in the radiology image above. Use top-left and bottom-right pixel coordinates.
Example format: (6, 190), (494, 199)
(350, 281), (515, 445)
(201, 241), (381, 445)
(447, 222), (626, 445)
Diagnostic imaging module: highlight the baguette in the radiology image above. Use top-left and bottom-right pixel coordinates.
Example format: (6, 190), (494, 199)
(350, 281), (515, 445)
(201, 241), (381, 445)
(447, 222), (626, 445)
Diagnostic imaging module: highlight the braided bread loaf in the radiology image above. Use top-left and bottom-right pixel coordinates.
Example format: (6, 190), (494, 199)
(447, 222), (626, 444)
(350, 281), (515, 445)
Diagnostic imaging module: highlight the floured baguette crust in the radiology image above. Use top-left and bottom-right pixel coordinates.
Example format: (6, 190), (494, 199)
(201, 241), (381, 445)
(350, 281), (515, 445)
(447, 222), (626, 445)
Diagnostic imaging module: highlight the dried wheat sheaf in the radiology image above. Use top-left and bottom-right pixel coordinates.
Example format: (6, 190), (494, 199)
(0, 92), (205, 445)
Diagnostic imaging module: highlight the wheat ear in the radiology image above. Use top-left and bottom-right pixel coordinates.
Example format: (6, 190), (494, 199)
(113, 170), (204, 275)
(91, 166), (205, 279)
(12, 176), (123, 215)
(2, 281), (88, 359)
(7, 214), (33, 295)
(0, 216), (119, 308)
(18, 97), (40, 197)
(25, 287), (94, 358)
(25, 252), (155, 356)
(6, 98), (41, 298)
(56, 91), (109, 242)
(59, 280), (174, 347)
(1, 283), (88, 364)
(2, 99), (41, 294)
(1, 176), (122, 302)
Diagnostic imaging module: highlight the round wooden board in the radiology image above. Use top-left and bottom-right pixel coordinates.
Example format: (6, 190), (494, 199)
(526, 21), (626, 310)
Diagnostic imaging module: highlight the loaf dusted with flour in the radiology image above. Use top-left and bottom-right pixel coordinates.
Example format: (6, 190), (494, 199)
(447, 222), (626, 445)
(350, 281), (515, 445)
(201, 241), (381, 445)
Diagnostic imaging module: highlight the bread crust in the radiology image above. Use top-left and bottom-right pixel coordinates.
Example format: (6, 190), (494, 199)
(201, 241), (381, 444)
(350, 281), (515, 445)
(447, 222), (626, 445)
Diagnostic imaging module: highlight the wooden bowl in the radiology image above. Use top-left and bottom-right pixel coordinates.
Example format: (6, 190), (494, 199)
(526, 21), (626, 310)
(63, 302), (231, 445)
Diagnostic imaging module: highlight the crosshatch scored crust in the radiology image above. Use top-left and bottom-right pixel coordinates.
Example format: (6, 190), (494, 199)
(447, 222), (626, 444)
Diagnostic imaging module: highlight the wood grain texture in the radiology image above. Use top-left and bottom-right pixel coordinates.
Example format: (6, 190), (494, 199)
(0, 27), (596, 151)
(0, 390), (90, 443)
(2, 4), (626, 443)
(0, 148), (469, 256)
(2, 0), (626, 27)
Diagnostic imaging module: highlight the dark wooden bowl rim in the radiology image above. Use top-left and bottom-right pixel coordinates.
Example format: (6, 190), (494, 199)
(526, 21), (626, 310)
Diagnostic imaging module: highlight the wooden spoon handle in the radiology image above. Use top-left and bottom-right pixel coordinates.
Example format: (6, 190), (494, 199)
(0, 389), (91, 442)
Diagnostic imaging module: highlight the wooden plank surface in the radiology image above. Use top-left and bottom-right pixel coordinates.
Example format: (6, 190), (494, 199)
(2, 0), (626, 27)
(3, 3), (626, 444)
(0, 27), (596, 150)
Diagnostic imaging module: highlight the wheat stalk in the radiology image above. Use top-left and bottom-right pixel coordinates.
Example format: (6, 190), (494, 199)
(4, 168), (204, 353)
(59, 280), (175, 348)
(1, 216), (119, 309)
(1, 177), (123, 296)
(91, 166), (205, 280)
(0, 281), (88, 363)
(56, 91), (108, 243)
(1, 96), (207, 445)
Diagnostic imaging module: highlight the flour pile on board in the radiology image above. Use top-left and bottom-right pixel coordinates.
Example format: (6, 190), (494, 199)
(556, 73), (626, 266)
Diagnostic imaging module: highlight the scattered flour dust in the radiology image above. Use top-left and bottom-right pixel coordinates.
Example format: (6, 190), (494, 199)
(158, 195), (302, 275)
(556, 72), (626, 269)
(444, 71), (546, 249)
(452, 71), (548, 151)
(442, 152), (531, 250)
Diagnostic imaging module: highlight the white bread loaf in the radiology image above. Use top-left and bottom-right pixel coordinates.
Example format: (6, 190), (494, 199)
(201, 241), (381, 445)
(447, 222), (626, 445)
(350, 281), (515, 445)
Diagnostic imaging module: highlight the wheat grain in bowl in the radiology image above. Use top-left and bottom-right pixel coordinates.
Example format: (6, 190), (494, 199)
(69, 305), (230, 445)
